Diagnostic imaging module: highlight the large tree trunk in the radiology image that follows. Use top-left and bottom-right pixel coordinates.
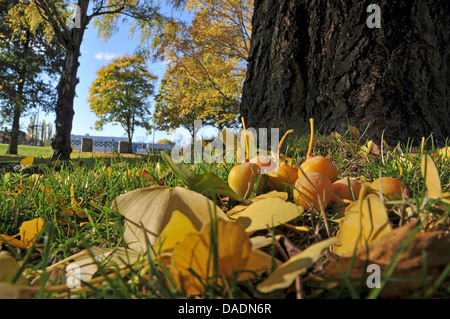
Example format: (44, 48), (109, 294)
(240, 0), (449, 145)
(51, 23), (87, 161)
(6, 80), (24, 155)
(6, 101), (22, 155)
(7, 31), (29, 155)
(51, 48), (80, 161)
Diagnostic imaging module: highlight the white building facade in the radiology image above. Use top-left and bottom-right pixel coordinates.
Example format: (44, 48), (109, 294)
(70, 134), (173, 154)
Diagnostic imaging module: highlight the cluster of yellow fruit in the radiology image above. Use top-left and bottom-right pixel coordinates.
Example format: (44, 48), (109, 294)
(228, 119), (410, 211)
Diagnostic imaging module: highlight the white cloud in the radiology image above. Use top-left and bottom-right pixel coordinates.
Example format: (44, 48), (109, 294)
(94, 52), (119, 61)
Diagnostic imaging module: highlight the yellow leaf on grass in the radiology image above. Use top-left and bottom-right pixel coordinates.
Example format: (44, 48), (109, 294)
(170, 219), (273, 296)
(20, 156), (34, 167)
(439, 146), (449, 160)
(112, 186), (229, 251)
(227, 195), (303, 233)
(0, 218), (44, 249)
(333, 185), (392, 256)
(59, 205), (74, 217)
(68, 185), (88, 218)
(70, 185), (81, 208)
(358, 140), (373, 158)
(20, 218), (44, 248)
(421, 154), (442, 199)
(257, 237), (338, 293)
(226, 191), (289, 216)
(0, 235), (28, 249)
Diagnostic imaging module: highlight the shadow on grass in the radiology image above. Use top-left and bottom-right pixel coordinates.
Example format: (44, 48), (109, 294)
(0, 144), (162, 173)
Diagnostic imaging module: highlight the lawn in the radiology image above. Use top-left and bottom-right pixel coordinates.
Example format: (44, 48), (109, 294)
(0, 130), (449, 299)
(0, 143), (146, 166)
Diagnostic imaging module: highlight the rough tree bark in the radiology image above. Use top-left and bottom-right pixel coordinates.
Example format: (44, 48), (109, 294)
(7, 79), (25, 155)
(51, 29), (84, 161)
(48, 2), (91, 162)
(240, 0), (449, 145)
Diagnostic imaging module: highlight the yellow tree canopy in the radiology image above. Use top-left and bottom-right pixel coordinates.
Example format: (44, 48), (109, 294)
(152, 0), (253, 133)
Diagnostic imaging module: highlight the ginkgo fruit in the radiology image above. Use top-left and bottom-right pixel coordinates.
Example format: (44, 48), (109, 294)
(298, 119), (338, 183)
(228, 118), (264, 199)
(228, 162), (263, 200)
(331, 178), (362, 206)
(370, 176), (410, 200)
(293, 172), (333, 210)
(268, 129), (298, 193)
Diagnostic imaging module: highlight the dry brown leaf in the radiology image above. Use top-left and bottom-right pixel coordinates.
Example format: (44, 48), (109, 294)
(0, 252), (27, 284)
(322, 221), (450, 298)
(0, 283), (36, 299)
(256, 237), (338, 293)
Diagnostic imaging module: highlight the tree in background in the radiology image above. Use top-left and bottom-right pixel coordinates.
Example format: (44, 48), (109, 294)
(9, 0), (165, 161)
(88, 54), (157, 147)
(40, 119), (46, 145)
(153, 75), (216, 137)
(152, 0), (252, 134)
(46, 122), (53, 145)
(156, 139), (175, 146)
(26, 117), (35, 144)
(0, 0), (63, 154)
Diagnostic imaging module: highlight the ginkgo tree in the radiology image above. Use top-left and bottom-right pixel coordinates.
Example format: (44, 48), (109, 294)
(88, 54), (157, 147)
(152, 0), (253, 133)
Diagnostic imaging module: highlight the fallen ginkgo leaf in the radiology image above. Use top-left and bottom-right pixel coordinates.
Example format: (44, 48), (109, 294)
(112, 186), (229, 251)
(421, 154), (443, 200)
(0, 218), (44, 249)
(20, 156), (34, 167)
(227, 192), (303, 233)
(170, 219), (276, 296)
(333, 184), (392, 256)
(154, 210), (198, 254)
(256, 237), (338, 293)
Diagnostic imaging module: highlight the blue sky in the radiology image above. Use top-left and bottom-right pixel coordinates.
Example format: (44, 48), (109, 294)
(28, 5), (194, 145)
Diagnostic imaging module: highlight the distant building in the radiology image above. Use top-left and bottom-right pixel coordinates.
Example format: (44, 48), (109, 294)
(0, 129), (27, 144)
(70, 134), (173, 154)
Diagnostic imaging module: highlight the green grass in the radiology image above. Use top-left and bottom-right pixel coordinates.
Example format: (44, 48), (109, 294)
(0, 144), (55, 162)
(0, 143), (151, 161)
(0, 132), (448, 299)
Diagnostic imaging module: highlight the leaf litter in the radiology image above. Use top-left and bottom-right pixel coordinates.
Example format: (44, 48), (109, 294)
(0, 128), (449, 299)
